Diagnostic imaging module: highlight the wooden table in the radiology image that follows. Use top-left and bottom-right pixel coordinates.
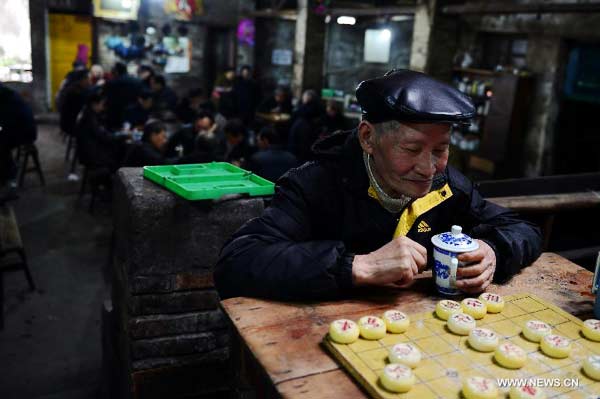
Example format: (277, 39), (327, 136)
(256, 112), (291, 124)
(221, 253), (595, 398)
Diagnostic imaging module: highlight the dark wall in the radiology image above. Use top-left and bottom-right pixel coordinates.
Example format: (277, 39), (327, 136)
(324, 19), (414, 95)
(453, 6), (600, 177)
(254, 18), (296, 94)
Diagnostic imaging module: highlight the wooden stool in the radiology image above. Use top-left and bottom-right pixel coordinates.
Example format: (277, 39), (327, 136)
(78, 167), (107, 213)
(18, 144), (46, 188)
(0, 205), (35, 329)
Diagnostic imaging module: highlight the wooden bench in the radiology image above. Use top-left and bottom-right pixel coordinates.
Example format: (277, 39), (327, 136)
(0, 204), (35, 329)
(478, 173), (600, 265)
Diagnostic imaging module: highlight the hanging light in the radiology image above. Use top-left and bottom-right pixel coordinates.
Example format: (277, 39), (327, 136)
(337, 16), (356, 25)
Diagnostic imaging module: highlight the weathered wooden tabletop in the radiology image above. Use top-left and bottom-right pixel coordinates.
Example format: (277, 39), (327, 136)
(221, 253), (595, 398)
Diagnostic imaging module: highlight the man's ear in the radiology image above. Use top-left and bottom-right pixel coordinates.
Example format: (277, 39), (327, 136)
(358, 121), (376, 154)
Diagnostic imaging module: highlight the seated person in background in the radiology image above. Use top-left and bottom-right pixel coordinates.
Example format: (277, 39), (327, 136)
(244, 126), (298, 182)
(178, 132), (217, 164)
(221, 118), (254, 166)
(175, 88), (215, 124)
(215, 69), (542, 300)
(234, 65), (261, 125)
(150, 74), (178, 116)
(76, 89), (125, 173)
(55, 60), (87, 111)
(257, 86), (293, 115)
(137, 65), (155, 88)
(212, 67), (237, 119)
(104, 62), (143, 130)
(166, 111), (220, 158)
(287, 89), (325, 163)
(123, 89), (154, 129)
(90, 64), (105, 86)
(124, 120), (177, 167)
(0, 83), (37, 190)
(324, 99), (352, 135)
(59, 69), (90, 139)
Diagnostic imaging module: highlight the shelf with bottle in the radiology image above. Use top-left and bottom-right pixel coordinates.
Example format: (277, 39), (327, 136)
(450, 130), (480, 152)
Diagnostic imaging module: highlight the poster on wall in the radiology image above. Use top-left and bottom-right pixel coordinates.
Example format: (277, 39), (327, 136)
(272, 49), (293, 66)
(364, 29), (391, 63)
(164, 37), (191, 73)
(93, 0), (140, 20)
(164, 0), (204, 21)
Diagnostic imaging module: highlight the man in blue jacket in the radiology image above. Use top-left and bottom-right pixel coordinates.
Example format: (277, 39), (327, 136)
(215, 70), (542, 300)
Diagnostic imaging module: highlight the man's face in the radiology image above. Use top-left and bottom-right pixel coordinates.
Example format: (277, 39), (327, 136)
(227, 134), (243, 146)
(190, 96), (203, 109)
(139, 70), (151, 80)
(150, 78), (161, 92)
(360, 121), (451, 198)
(195, 117), (213, 131)
(150, 130), (167, 150)
(93, 99), (106, 113)
(139, 97), (153, 109)
(257, 135), (268, 150)
(301, 92), (311, 104)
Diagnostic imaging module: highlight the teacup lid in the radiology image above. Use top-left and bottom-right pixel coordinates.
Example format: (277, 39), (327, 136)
(431, 225), (479, 253)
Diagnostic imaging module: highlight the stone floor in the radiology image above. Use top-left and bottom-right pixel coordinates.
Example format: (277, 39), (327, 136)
(0, 122), (112, 399)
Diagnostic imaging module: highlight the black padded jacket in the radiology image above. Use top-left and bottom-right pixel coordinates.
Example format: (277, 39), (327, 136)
(214, 129), (542, 300)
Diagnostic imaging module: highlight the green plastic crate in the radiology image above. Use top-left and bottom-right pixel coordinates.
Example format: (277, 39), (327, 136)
(143, 163), (275, 200)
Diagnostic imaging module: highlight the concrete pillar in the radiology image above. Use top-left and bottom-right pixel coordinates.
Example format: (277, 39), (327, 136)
(523, 36), (562, 177)
(111, 168), (265, 398)
(292, 0), (325, 99)
(30, 0), (49, 112)
(409, 0), (459, 82)
(409, 0), (435, 73)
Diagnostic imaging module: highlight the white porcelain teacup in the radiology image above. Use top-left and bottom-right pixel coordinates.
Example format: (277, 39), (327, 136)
(431, 225), (479, 296)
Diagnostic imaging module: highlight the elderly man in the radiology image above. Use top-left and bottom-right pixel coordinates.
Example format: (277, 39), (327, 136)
(215, 70), (542, 300)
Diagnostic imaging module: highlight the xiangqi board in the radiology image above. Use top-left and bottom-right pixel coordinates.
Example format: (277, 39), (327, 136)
(323, 293), (600, 398)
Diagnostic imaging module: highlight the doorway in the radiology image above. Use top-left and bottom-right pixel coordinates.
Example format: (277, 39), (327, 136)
(48, 13), (92, 110)
(553, 41), (600, 174)
(205, 27), (236, 94)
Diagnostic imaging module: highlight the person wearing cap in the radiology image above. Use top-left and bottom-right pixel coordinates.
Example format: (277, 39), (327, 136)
(214, 69), (542, 300)
(124, 89), (154, 129)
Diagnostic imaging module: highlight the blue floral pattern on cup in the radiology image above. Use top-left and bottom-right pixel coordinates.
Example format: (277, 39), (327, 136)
(436, 232), (474, 248)
(434, 260), (450, 279)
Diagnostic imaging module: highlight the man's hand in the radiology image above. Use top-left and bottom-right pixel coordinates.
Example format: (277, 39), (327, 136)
(455, 240), (496, 293)
(352, 236), (427, 288)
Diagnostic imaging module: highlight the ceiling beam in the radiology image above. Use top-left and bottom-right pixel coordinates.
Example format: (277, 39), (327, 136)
(248, 9), (298, 20)
(442, 2), (600, 15)
(328, 6), (416, 16)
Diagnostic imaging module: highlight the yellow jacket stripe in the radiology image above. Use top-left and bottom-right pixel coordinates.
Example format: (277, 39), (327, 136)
(393, 183), (453, 238)
(367, 183), (453, 237)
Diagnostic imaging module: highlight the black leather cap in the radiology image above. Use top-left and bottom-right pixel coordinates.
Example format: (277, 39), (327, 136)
(355, 69), (475, 124)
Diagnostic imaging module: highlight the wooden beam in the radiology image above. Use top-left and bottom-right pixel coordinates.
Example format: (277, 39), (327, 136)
(488, 191), (600, 213)
(248, 6), (416, 20)
(443, 2), (600, 15)
(248, 9), (298, 20)
(328, 6), (415, 17)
